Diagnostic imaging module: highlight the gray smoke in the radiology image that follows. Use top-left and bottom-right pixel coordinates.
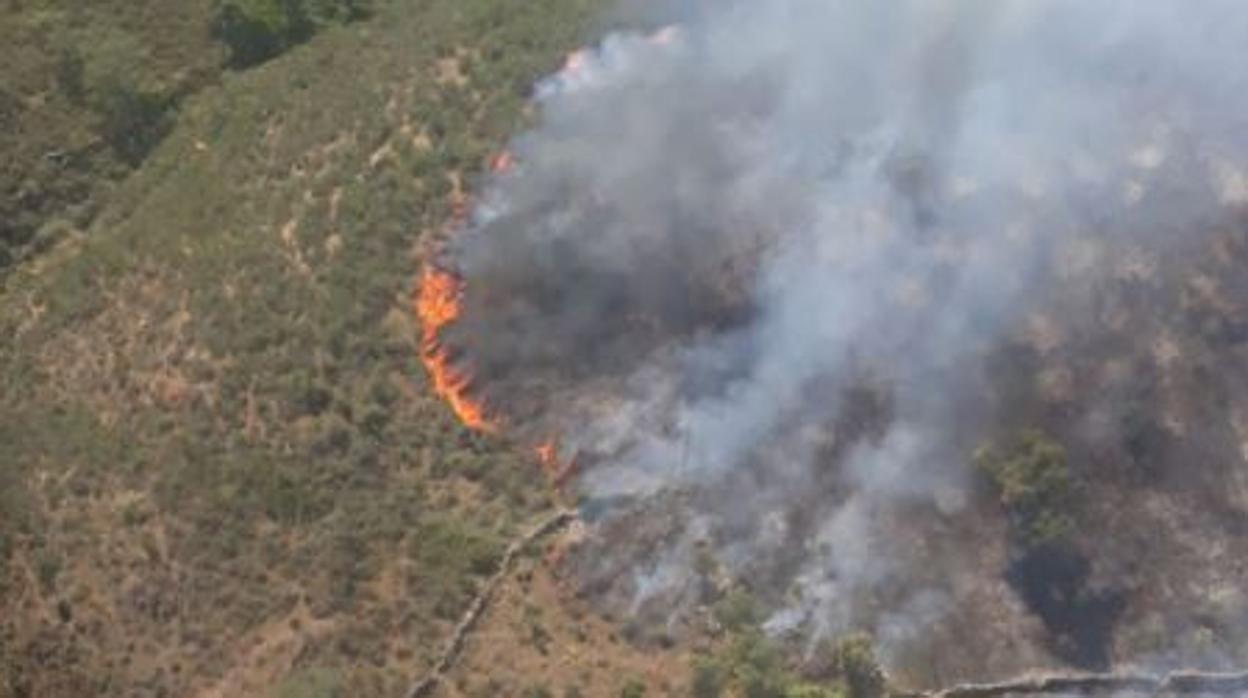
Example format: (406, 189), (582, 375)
(444, 0), (1248, 684)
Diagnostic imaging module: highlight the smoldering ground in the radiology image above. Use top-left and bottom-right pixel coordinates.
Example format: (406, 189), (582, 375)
(436, 0), (1248, 685)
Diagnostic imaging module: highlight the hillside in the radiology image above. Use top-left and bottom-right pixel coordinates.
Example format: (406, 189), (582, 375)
(0, 0), (223, 272)
(0, 1), (611, 695)
(8, 3), (1248, 698)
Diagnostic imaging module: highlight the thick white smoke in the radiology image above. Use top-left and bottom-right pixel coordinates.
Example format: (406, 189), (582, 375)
(445, 0), (1248, 683)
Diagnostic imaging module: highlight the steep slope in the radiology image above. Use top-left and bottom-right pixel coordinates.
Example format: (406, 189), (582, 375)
(0, 0), (222, 272)
(0, 1), (606, 695)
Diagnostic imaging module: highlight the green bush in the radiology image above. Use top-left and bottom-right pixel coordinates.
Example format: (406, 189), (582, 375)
(731, 631), (789, 698)
(691, 658), (727, 698)
(94, 79), (173, 165)
(216, 0), (304, 67)
(824, 635), (884, 698)
(55, 48), (88, 105)
(215, 0), (374, 68)
(785, 685), (847, 698)
(974, 429), (1074, 547)
(714, 589), (761, 632)
(270, 667), (344, 698)
(692, 624), (878, 698)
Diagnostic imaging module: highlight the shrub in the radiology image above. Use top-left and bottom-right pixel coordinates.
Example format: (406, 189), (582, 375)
(216, 0), (305, 67)
(786, 685), (847, 698)
(731, 631), (788, 698)
(270, 667), (344, 698)
(619, 678), (646, 698)
(714, 589), (761, 632)
(691, 658), (727, 698)
(91, 75), (174, 166)
(825, 635), (884, 698)
(269, 669), (344, 694)
(36, 552), (62, 592)
(55, 48), (88, 105)
(0, 86), (17, 127)
(974, 429), (1074, 547)
(694, 625), (880, 698)
(216, 0), (374, 68)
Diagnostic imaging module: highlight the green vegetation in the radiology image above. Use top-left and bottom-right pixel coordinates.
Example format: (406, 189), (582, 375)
(0, 0), (606, 694)
(691, 631), (859, 698)
(90, 72), (177, 165)
(813, 635), (887, 698)
(216, 0), (375, 68)
(974, 429), (1075, 547)
(0, 0), (375, 279)
(692, 594), (885, 698)
(715, 588), (763, 632)
(619, 677), (647, 698)
(0, 0), (223, 274)
(271, 667), (345, 698)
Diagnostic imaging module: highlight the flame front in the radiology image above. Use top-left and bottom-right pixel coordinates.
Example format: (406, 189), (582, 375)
(534, 437), (579, 487)
(563, 48), (589, 75)
(416, 264), (497, 433)
(535, 439), (559, 473)
(490, 150), (515, 173)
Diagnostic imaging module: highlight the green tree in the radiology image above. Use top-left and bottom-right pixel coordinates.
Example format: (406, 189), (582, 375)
(975, 429), (1074, 547)
(691, 658), (727, 698)
(216, 0), (306, 67)
(826, 635), (884, 698)
(216, 0), (374, 68)
(92, 76), (173, 165)
(785, 685), (846, 698)
(715, 588), (761, 632)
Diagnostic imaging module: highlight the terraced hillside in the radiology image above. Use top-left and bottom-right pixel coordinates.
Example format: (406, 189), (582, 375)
(0, 1), (611, 695)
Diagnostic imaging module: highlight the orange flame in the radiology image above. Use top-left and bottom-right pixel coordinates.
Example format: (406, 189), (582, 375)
(649, 25), (679, 45)
(563, 48), (589, 75)
(491, 150), (516, 173)
(534, 437), (580, 488)
(416, 264), (497, 433)
(535, 439), (559, 473)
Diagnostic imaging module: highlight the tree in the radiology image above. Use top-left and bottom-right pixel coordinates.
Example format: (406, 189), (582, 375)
(216, 0), (307, 67)
(691, 659), (727, 698)
(827, 635), (885, 698)
(215, 0), (375, 68)
(974, 429), (1074, 547)
(92, 76), (173, 165)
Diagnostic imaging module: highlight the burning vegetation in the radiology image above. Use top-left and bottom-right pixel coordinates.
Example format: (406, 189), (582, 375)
(416, 263), (496, 433)
(417, 0), (1248, 690)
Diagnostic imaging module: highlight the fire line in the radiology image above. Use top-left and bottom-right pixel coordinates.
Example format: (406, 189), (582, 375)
(416, 263), (497, 433)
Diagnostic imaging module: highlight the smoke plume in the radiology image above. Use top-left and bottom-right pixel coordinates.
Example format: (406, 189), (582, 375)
(436, 0), (1248, 684)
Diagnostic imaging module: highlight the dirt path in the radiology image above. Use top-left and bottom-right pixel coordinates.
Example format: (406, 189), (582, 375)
(894, 670), (1248, 696)
(406, 509), (577, 698)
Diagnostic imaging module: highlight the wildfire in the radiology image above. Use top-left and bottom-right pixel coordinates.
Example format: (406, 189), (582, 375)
(414, 29), (685, 470)
(534, 437), (580, 487)
(416, 264), (497, 433)
(649, 25), (679, 45)
(535, 439), (559, 473)
(563, 48), (589, 75)
(490, 150), (515, 173)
